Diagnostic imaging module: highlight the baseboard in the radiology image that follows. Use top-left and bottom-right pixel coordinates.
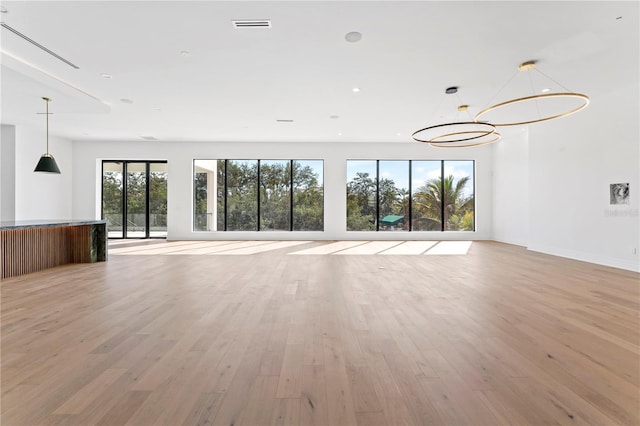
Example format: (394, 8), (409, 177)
(526, 244), (640, 273)
(491, 236), (528, 248)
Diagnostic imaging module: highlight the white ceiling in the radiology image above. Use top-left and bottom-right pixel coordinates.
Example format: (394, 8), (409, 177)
(1, 1), (638, 143)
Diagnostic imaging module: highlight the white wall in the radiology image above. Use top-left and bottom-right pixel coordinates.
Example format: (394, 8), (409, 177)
(491, 128), (529, 246)
(1, 124), (16, 221)
(72, 140), (493, 241)
(526, 84), (639, 272)
(69, 83), (640, 272)
(14, 124), (73, 220)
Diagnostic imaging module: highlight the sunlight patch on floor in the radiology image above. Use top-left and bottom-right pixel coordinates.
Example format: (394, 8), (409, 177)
(109, 240), (211, 254)
(287, 241), (367, 255)
(214, 240), (311, 255)
(165, 240), (263, 255)
(110, 240), (473, 256)
(332, 241), (403, 255)
(170, 240), (276, 255)
(288, 241), (472, 256)
(379, 241), (439, 255)
(425, 241), (472, 255)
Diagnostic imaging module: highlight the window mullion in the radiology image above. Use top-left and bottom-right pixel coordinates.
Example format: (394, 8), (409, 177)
(290, 160), (294, 231)
(123, 162), (128, 239)
(257, 160), (261, 231)
(223, 160), (228, 231)
(408, 160), (413, 232)
(441, 160), (445, 231)
(375, 160), (380, 232)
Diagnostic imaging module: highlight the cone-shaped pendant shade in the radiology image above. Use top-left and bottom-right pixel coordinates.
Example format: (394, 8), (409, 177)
(34, 97), (61, 174)
(34, 154), (61, 173)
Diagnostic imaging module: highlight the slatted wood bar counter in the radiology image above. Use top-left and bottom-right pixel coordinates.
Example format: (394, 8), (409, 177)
(0, 220), (107, 279)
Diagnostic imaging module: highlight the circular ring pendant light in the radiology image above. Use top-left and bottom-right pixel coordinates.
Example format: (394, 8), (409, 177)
(474, 92), (590, 126)
(412, 90), (498, 147)
(428, 129), (502, 148)
(412, 121), (497, 144)
(474, 60), (590, 126)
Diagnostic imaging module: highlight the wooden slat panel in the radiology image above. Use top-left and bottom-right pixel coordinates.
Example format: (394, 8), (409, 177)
(1, 225), (100, 279)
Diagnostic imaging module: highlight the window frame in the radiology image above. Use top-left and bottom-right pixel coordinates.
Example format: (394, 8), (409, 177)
(101, 160), (168, 239)
(193, 159), (324, 232)
(346, 159), (475, 232)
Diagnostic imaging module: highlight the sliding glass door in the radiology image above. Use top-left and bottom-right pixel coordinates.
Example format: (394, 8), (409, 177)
(102, 161), (167, 239)
(126, 162), (147, 237)
(149, 163), (168, 237)
(102, 162), (125, 238)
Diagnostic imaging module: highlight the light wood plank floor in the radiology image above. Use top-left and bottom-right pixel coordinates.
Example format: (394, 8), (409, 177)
(1, 240), (638, 425)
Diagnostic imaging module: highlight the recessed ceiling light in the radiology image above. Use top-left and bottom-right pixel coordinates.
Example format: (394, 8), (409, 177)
(352, 87), (360, 93)
(345, 32), (362, 43)
(329, 115), (340, 119)
(120, 98), (133, 104)
(155, 107), (162, 111)
(396, 132), (402, 136)
(276, 119), (294, 123)
(180, 50), (191, 56)
(541, 88), (551, 93)
(616, 16), (623, 20)
(338, 132), (343, 136)
(100, 73), (112, 79)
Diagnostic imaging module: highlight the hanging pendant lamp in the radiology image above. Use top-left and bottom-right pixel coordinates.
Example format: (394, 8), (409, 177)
(412, 87), (499, 148)
(474, 60), (589, 126)
(34, 97), (61, 174)
(427, 105), (502, 148)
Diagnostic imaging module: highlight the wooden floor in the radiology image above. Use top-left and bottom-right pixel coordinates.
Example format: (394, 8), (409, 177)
(1, 240), (638, 425)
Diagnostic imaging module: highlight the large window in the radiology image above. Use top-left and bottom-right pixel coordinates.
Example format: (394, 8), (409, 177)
(292, 161), (324, 231)
(346, 161), (376, 231)
(194, 160), (323, 231)
(379, 161), (410, 231)
(346, 160), (474, 231)
(260, 160), (291, 231)
(412, 161), (442, 231)
(227, 160), (258, 231)
(102, 161), (168, 239)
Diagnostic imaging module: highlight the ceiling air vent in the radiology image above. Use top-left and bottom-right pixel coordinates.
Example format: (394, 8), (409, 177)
(232, 20), (271, 29)
(1, 23), (79, 69)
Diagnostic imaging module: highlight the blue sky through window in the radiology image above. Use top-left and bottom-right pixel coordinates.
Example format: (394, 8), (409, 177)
(347, 160), (473, 198)
(296, 160), (324, 183)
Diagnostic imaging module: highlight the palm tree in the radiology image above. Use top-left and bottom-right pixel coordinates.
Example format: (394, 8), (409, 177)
(413, 175), (473, 230)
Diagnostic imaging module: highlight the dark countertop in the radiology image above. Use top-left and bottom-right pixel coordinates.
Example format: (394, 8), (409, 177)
(0, 219), (107, 231)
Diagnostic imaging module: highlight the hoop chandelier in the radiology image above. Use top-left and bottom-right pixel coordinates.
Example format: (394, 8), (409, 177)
(475, 60), (590, 126)
(412, 87), (500, 148)
(427, 105), (502, 148)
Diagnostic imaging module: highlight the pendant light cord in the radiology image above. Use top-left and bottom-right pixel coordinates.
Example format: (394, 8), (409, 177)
(528, 71), (542, 120)
(482, 70), (518, 110)
(534, 67), (574, 92)
(45, 98), (49, 155)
